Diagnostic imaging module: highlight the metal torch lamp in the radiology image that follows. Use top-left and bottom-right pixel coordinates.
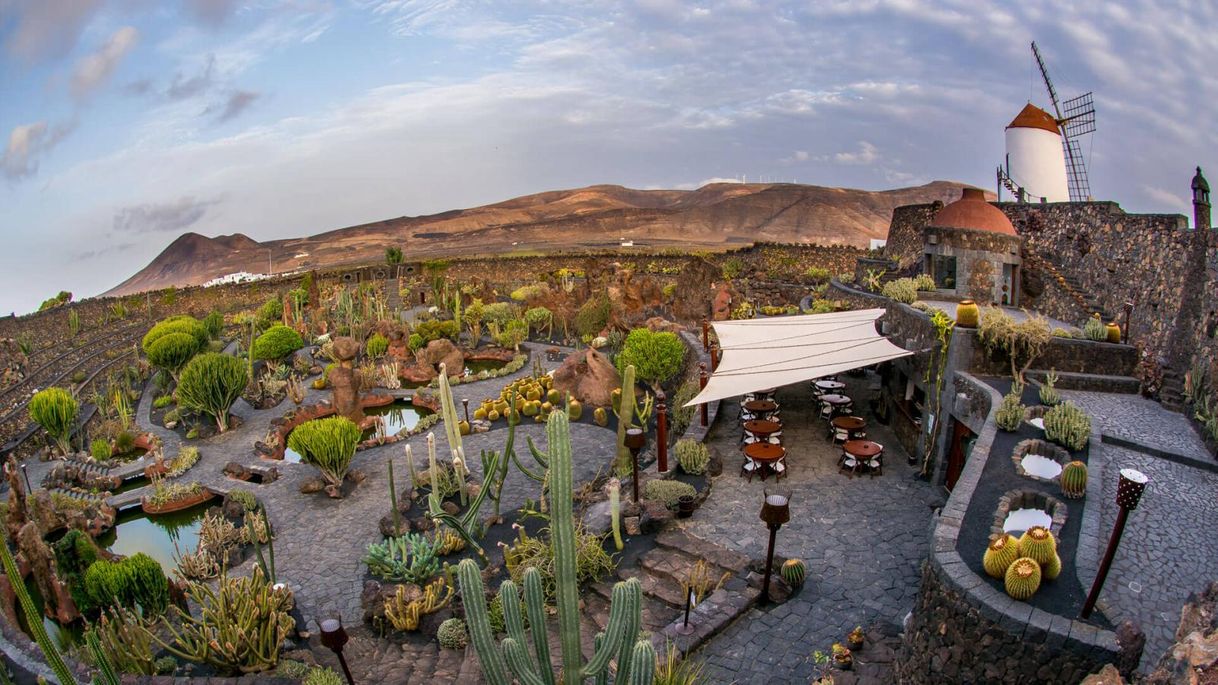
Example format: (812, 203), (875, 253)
(1081, 468), (1148, 619)
(320, 617), (356, 685)
(462, 398), (470, 425)
(624, 427), (646, 503)
(759, 487), (792, 604)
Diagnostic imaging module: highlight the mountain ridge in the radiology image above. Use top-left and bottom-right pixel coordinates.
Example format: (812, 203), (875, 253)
(106, 180), (982, 296)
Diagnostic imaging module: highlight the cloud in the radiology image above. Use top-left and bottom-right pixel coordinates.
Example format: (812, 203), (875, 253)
(1, 0), (100, 62)
(1, 120), (74, 180)
(185, 0), (239, 27)
(210, 90), (261, 122)
(70, 26), (139, 99)
(834, 141), (879, 165)
(112, 196), (217, 234)
(167, 56), (216, 100)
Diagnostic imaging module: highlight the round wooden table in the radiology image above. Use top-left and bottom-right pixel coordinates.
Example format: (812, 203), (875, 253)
(743, 399), (778, 415)
(832, 416), (866, 432)
(743, 442), (786, 481)
(815, 380), (846, 392)
(742, 419), (781, 439)
(843, 440), (882, 459)
(820, 394), (851, 406)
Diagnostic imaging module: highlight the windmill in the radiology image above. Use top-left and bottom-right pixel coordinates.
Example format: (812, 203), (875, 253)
(1031, 41), (1096, 202)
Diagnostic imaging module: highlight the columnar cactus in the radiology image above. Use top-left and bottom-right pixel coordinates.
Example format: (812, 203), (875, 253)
(457, 411), (651, 685)
(982, 533), (1020, 579)
(608, 477), (624, 551)
(1038, 369), (1061, 406)
(1060, 460), (1088, 499)
(1004, 557), (1042, 600)
(1018, 526), (1057, 566)
(1043, 401), (1091, 451)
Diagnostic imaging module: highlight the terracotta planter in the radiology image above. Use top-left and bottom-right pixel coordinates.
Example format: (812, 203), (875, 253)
(141, 488), (214, 515)
(955, 299), (979, 328)
(1105, 321), (1121, 343)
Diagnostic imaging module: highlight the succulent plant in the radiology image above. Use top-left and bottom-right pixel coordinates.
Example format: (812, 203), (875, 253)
(1083, 315), (1107, 341)
(364, 532), (441, 584)
(1039, 369), (1061, 406)
(593, 406), (609, 427)
(675, 439), (710, 475)
(1043, 401), (1091, 451)
(1004, 557), (1042, 600)
(995, 391), (1025, 432)
(437, 618), (469, 649)
(1043, 552), (1062, 580)
(642, 479), (697, 508)
(1017, 526), (1057, 566)
(1060, 460), (1088, 499)
(982, 533), (1020, 579)
(384, 577), (453, 632)
(781, 558), (806, 588)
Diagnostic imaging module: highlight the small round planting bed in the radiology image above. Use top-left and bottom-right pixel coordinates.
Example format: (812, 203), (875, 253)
(141, 485), (215, 515)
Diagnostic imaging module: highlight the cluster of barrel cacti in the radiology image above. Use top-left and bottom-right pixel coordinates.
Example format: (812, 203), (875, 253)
(1060, 460), (1088, 498)
(1043, 401), (1092, 451)
(457, 411), (655, 684)
(983, 526), (1062, 601)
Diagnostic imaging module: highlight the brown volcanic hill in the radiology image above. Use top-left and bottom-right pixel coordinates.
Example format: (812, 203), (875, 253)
(106, 181), (980, 296)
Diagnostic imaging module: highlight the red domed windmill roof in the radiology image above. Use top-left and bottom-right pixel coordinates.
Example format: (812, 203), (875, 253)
(1007, 103), (1060, 135)
(931, 188), (1017, 236)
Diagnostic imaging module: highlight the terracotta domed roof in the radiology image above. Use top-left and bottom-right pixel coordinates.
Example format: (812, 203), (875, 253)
(1007, 103), (1060, 135)
(931, 188), (1017, 235)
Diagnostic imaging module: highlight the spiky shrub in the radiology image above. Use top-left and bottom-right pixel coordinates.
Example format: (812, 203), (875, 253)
(503, 523), (615, 602)
(1018, 526), (1057, 566)
(781, 558), (806, 588)
(29, 387), (78, 455)
(1044, 401), (1091, 451)
(304, 668), (345, 685)
(881, 278), (918, 304)
(982, 533), (1020, 579)
(616, 328), (686, 388)
(1043, 552), (1063, 580)
(150, 566), (294, 674)
(82, 552), (170, 616)
(366, 333), (389, 358)
(1083, 315), (1107, 341)
(364, 532), (441, 584)
(913, 273), (937, 292)
(675, 439), (710, 475)
(252, 325), (305, 361)
(177, 352), (248, 432)
(1039, 369), (1061, 406)
(91, 437), (112, 460)
(1004, 557), (1042, 600)
(146, 332), (203, 381)
(1060, 460), (1088, 499)
(88, 606), (159, 675)
(459, 410), (653, 685)
(287, 416), (361, 490)
(995, 391), (1024, 432)
(437, 618), (469, 649)
(203, 310), (224, 338)
(642, 479), (697, 508)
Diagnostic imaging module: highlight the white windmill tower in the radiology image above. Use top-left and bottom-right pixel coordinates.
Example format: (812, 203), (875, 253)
(997, 42), (1097, 203)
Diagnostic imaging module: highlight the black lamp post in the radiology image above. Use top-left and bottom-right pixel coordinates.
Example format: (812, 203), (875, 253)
(320, 618), (355, 685)
(1081, 468), (1148, 619)
(624, 428), (645, 504)
(462, 398), (470, 425)
(1122, 302), (1134, 344)
(759, 487), (791, 604)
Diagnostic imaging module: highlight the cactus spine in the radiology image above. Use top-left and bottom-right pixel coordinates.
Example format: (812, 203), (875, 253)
(608, 478), (623, 551)
(0, 534), (77, 685)
(456, 411), (649, 685)
(1018, 526), (1057, 566)
(1004, 557), (1042, 600)
(982, 534), (1020, 579)
(781, 558), (806, 587)
(1060, 460), (1088, 499)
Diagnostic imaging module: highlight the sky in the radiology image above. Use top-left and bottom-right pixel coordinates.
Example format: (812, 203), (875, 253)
(1, 0), (1215, 315)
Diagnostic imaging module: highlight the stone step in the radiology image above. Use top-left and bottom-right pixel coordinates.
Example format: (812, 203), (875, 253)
(589, 579), (678, 633)
(654, 529), (751, 575)
(653, 584), (761, 658)
(1029, 370), (1141, 394)
(617, 565), (688, 608)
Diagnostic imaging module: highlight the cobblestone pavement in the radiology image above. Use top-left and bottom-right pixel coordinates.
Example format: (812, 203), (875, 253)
(121, 343), (616, 683)
(1060, 390), (1211, 460)
(1094, 446), (1218, 671)
(684, 380), (941, 684)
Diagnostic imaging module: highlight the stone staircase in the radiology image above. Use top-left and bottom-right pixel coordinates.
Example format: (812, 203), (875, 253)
(583, 529), (759, 654)
(1027, 254), (1113, 322)
(46, 486), (108, 506)
(1160, 366), (1186, 412)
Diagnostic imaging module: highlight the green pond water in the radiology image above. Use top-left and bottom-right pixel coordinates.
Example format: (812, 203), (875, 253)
(464, 359), (506, 376)
(20, 503), (209, 649)
(282, 401), (434, 463)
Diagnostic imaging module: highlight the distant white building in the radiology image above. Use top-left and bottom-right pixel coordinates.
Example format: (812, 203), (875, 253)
(203, 271), (270, 287)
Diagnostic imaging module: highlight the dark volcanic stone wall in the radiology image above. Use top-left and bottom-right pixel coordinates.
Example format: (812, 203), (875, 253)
(884, 203), (940, 270)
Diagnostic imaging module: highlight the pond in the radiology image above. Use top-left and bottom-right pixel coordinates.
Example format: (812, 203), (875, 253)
(1003, 508), (1054, 536)
(111, 475), (149, 495)
(282, 402), (434, 463)
(1020, 454), (1063, 480)
(464, 359), (507, 377)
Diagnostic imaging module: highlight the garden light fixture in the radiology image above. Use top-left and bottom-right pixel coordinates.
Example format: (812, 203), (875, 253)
(320, 617), (355, 685)
(1081, 468), (1148, 619)
(759, 487), (792, 604)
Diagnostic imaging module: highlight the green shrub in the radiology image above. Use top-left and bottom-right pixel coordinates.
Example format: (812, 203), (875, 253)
(177, 353), (248, 432)
(414, 319), (460, 344)
(82, 553), (169, 616)
(642, 479), (697, 508)
(481, 302), (518, 328)
(142, 316), (208, 352)
(252, 325), (304, 361)
(364, 533), (440, 584)
(29, 387), (78, 456)
(995, 391), (1024, 432)
(1052, 328), (1073, 337)
(804, 267), (831, 282)
(524, 306), (553, 337)
(495, 319), (528, 350)
(721, 257), (744, 279)
(227, 489), (258, 512)
(669, 377), (700, 437)
(304, 668), (344, 685)
(53, 529), (100, 610)
(510, 284), (545, 302)
(1083, 316), (1107, 341)
(503, 525), (614, 601)
(166, 446), (200, 477)
(616, 328), (686, 387)
(408, 333), (424, 351)
(90, 438), (111, 461)
(385, 247), (403, 265)
(146, 332), (203, 380)
(913, 273), (937, 291)
(258, 298), (283, 325)
(203, 311), (224, 339)
(287, 416), (361, 489)
(38, 290), (72, 311)
(674, 439), (710, 475)
(366, 333), (389, 358)
(574, 296), (611, 338)
(881, 278), (918, 304)
(153, 394), (175, 409)
(1043, 401), (1091, 451)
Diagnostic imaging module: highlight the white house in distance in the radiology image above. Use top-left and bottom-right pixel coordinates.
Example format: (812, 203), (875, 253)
(1004, 103), (1069, 203)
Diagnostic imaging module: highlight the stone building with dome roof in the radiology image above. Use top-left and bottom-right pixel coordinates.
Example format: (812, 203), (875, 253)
(922, 187), (1023, 305)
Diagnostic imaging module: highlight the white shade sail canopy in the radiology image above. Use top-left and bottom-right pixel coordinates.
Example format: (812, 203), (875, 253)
(685, 308), (913, 406)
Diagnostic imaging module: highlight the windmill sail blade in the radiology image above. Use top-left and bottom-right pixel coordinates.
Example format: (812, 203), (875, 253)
(1062, 92), (1096, 138)
(1062, 137), (1091, 202)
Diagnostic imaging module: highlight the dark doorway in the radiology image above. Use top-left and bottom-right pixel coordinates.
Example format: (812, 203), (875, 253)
(945, 419), (977, 492)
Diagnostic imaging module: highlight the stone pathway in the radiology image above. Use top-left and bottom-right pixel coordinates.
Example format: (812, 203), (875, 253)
(1060, 389), (1211, 461)
(1093, 446), (1218, 671)
(684, 379), (941, 684)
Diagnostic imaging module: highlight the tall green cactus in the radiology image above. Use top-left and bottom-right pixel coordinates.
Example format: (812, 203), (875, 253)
(456, 411), (651, 685)
(85, 631), (119, 685)
(0, 535), (78, 684)
(388, 459), (401, 535)
(608, 478), (623, 551)
(436, 364), (467, 506)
